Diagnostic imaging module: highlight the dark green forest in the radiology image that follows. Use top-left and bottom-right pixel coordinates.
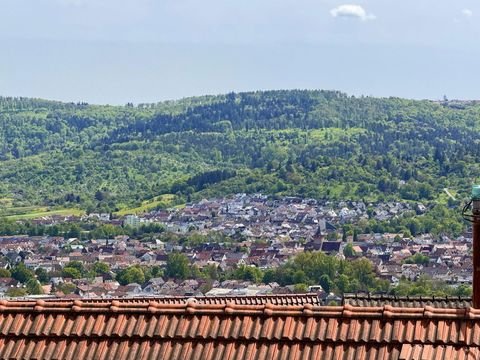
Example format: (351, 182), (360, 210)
(0, 90), (478, 215)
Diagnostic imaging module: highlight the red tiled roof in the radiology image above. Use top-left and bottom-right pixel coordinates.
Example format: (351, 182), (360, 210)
(52, 293), (321, 306)
(343, 294), (472, 308)
(1, 299), (480, 359)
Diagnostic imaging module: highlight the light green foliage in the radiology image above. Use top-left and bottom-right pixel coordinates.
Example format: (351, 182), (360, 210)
(116, 266), (146, 285)
(404, 253), (430, 266)
(202, 264), (219, 281)
(92, 262), (110, 275)
(165, 253), (190, 280)
(257, 251), (389, 294)
(343, 243), (355, 258)
(90, 225), (122, 240)
(11, 263), (35, 283)
(294, 283), (309, 293)
(0, 268), (11, 277)
(141, 266), (163, 283)
(56, 282), (77, 295)
(62, 267), (82, 280)
(392, 276), (471, 297)
(62, 261), (85, 279)
(453, 284), (472, 297)
(26, 279), (43, 295)
(232, 265), (263, 283)
(219, 251), (386, 295)
(5, 287), (27, 297)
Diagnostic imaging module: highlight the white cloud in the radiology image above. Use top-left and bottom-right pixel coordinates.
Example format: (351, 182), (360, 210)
(462, 8), (473, 17)
(330, 4), (375, 21)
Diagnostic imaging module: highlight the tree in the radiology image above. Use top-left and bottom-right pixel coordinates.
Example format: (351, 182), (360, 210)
(319, 274), (333, 293)
(336, 274), (350, 293)
(453, 284), (472, 297)
(408, 219), (422, 236)
(404, 253), (429, 266)
(95, 190), (105, 201)
(294, 283), (308, 293)
(343, 243), (355, 258)
(353, 229), (358, 242)
(56, 282), (77, 295)
(92, 262), (110, 275)
(5, 287), (27, 297)
(351, 258), (376, 290)
(67, 225), (82, 239)
(35, 268), (49, 284)
(232, 265), (263, 283)
(141, 265), (163, 282)
(62, 267), (82, 279)
(26, 279), (43, 295)
(64, 261), (85, 276)
(165, 253), (190, 280)
(11, 263), (34, 283)
(262, 269), (277, 284)
(117, 266), (145, 285)
(202, 264), (219, 280)
(293, 270), (307, 284)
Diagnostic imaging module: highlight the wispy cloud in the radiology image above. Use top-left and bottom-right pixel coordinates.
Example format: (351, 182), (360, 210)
(462, 8), (473, 17)
(330, 4), (376, 21)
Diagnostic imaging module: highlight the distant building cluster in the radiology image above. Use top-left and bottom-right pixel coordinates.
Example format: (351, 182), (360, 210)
(0, 194), (471, 299)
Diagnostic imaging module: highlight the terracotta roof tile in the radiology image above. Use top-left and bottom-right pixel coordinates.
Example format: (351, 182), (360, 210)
(4, 338), (480, 360)
(1, 297), (480, 359)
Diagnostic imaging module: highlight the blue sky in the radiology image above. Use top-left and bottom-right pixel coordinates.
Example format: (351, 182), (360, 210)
(1, 0), (479, 104)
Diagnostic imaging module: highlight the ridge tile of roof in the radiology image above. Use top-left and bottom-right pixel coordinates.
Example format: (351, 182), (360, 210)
(46, 293), (323, 306)
(2, 298), (480, 319)
(343, 293), (472, 308)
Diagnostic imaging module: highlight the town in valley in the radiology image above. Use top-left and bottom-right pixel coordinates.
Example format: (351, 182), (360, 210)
(0, 193), (471, 300)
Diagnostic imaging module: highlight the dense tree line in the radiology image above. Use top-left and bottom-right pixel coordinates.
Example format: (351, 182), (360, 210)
(0, 218), (165, 238)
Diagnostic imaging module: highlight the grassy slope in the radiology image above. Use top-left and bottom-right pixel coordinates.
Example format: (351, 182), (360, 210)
(114, 194), (177, 216)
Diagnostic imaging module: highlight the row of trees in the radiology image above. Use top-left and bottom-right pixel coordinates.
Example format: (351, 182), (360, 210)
(0, 219), (165, 238)
(4, 249), (471, 298)
(118, 251), (470, 297)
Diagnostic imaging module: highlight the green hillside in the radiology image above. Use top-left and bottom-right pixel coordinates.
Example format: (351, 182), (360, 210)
(0, 91), (479, 215)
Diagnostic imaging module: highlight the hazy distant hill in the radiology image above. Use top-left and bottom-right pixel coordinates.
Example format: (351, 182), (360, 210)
(0, 90), (478, 213)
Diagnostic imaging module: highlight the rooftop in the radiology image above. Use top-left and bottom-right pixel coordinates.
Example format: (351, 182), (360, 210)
(49, 293), (322, 306)
(343, 293), (472, 309)
(0, 296), (479, 359)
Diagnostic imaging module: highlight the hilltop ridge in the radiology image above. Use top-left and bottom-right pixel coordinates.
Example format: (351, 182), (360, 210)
(0, 90), (478, 217)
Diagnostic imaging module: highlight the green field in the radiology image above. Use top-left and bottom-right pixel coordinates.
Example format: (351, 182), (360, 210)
(0, 198), (13, 206)
(115, 194), (178, 216)
(2, 207), (85, 221)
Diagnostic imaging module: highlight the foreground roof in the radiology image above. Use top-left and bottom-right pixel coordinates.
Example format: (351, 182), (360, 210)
(52, 293), (322, 306)
(1, 297), (480, 359)
(343, 293), (472, 308)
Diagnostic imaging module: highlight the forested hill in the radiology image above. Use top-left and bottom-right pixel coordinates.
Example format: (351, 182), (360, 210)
(0, 90), (479, 214)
